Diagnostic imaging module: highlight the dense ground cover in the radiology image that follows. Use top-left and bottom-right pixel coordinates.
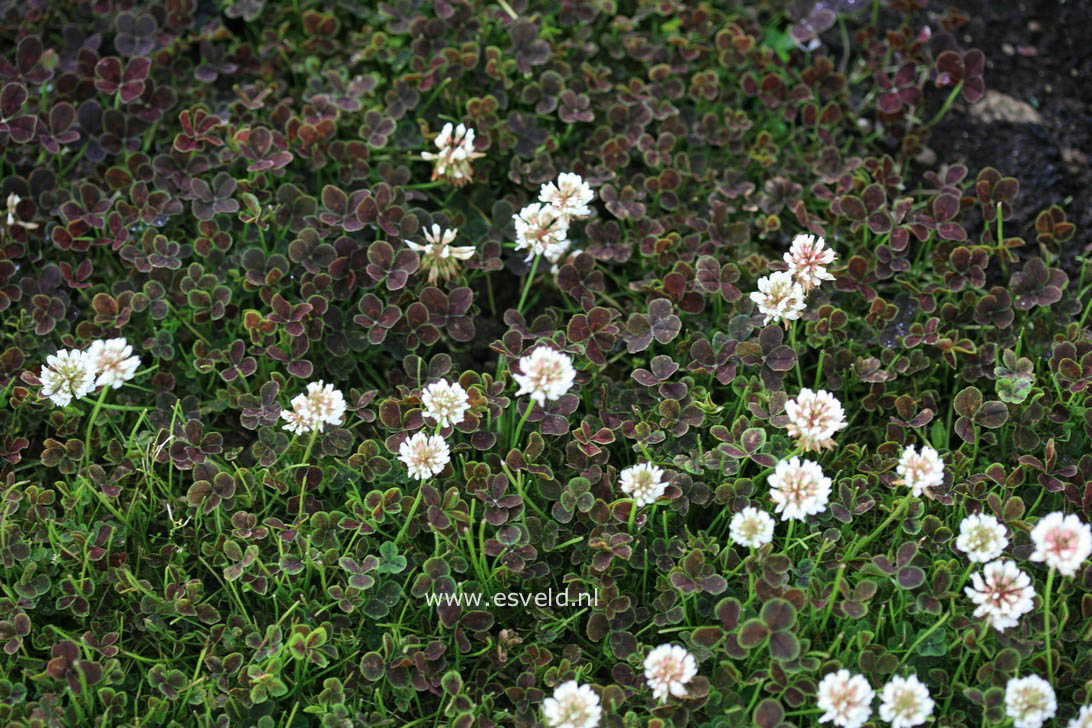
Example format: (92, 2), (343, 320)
(2, 0), (1091, 726)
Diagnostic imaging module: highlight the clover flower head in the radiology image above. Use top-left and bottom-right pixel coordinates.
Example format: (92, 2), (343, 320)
(1068, 704), (1092, 728)
(421, 379), (471, 428)
(956, 513), (1009, 563)
(542, 680), (601, 728)
(1005, 675), (1056, 728)
(280, 381), (346, 435)
(643, 644), (697, 703)
(421, 122), (484, 186)
(539, 172), (594, 222)
(784, 388), (847, 452)
(513, 346), (575, 405)
(87, 338), (141, 389)
(785, 233), (836, 291)
(39, 348), (97, 407)
(1028, 511), (1092, 577)
(398, 431), (450, 480)
(406, 224), (476, 283)
(817, 669), (874, 728)
(768, 456), (831, 521)
(878, 674), (934, 728)
(750, 270), (806, 325)
(619, 462), (668, 507)
(964, 559), (1035, 631)
(895, 443), (945, 497)
(513, 202), (571, 263)
(729, 507), (775, 548)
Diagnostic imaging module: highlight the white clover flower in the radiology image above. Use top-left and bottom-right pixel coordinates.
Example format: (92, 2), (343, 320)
(784, 388), (848, 453)
(513, 202), (571, 263)
(542, 680), (601, 728)
(513, 346), (576, 405)
(421, 379), (470, 428)
(398, 431), (450, 480)
(86, 338), (141, 389)
(539, 172), (594, 222)
(729, 507), (775, 548)
(768, 456), (831, 521)
(406, 224), (476, 284)
(619, 463), (668, 507)
(1068, 704), (1092, 728)
(784, 233), (836, 291)
(750, 270), (806, 326)
(39, 348), (97, 407)
(421, 122), (484, 187)
(964, 559), (1035, 631)
(956, 513), (1009, 563)
(1029, 511), (1092, 578)
(643, 644), (697, 703)
(878, 674), (934, 728)
(5, 192), (38, 229)
(895, 444), (945, 497)
(817, 669), (874, 728)
(279, 381), (346, 435)
(1005, 675), (1056, 728)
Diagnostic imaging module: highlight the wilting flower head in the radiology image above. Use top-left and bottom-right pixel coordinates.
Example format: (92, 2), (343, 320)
(817, 669), (874, 728)
(750, 270), (806, 326)
(956, 513), (1009, 563)
(619, 463), (668, 507)
(643, 644), (697, 703)
(513, 346), (576, 405)
(729, 507), (775, 548)
(895, 444), (945, 497)
(1028, 511), (1092, 577)
(280, 381), (346, 435)
(539, 173), (594, 222)
(1068, 704), (1092, 728)
(878, 675), (934, 728)
(964, 559), (1035, 631)
(406, 225), (476, 283)
(784, 388), (848, 452)
(421, 122), (484, 186)
(513, 202), (570, 263)
(542, 680), (601, 728)
(421, 379), (471, 428)
(784, 233), (836, 291)
(87, 338), (141, 389)
(398, 432), (450, 480)
(768, 456), (831, 521)
(39, 348), (96, 407)
(1005, 675), (1056, 728)
(5, 192), (38, 229)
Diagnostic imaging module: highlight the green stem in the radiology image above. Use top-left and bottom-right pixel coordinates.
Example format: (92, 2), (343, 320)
(82, 386), (111, 468)
(395, 487), (425, 544)
(296, 429), (320, 524)
(515, 255), (541, 316)
(510, 398), (535, 449)
(1044, 567), (1054, 682)
(922, 81), (964, 130)
(844, 496), (909, 563)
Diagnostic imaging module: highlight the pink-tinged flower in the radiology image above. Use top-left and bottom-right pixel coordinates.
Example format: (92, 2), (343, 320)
(279, 381), (346, 435)
(39, 348), (96, 407)
(768, 456), (831, 521)
(729, 507), (775, 548)
(643, 644), (697, 703)
(784, 388), (848, 452)
(513, 347), (576, 405)
(421, 379), (470, 428)
(964, 559), (1035, 631)
(1005, 675), (1056, 728)
(87, 338), (141, 389)
(398, 432), (450, 480)
(539, 173), (594, 221)
(513, 202), (571, 263)
(784, 233), (836, 291)
(956, 513), (1008, 563)
(421, 122), (484, 186)
(895, 444), (945, 497)
(1068, 704), (1092, 728)
(750, 270), (806, 326)
(542, 680), (601, 728)
(619, 463), (667, 507)
(817, 669), (874, 728)
(407, 225), (476, 283)
(878, 674), (934, 728)
(1028, 511), (1092, 577)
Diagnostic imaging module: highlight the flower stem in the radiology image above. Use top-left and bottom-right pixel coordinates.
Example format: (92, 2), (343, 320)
(83, 386), (110, 468)
(296, 428), (320, 524)
(510, 398), (535, 449)
(844, 496), (909, 563)
(1043, 566), (1054, 681)
(395, 487), (425, 544)
(515, 255), (541, 317)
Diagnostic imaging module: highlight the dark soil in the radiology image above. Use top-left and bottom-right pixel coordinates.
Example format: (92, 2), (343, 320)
(926, 0), (1091, 268)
